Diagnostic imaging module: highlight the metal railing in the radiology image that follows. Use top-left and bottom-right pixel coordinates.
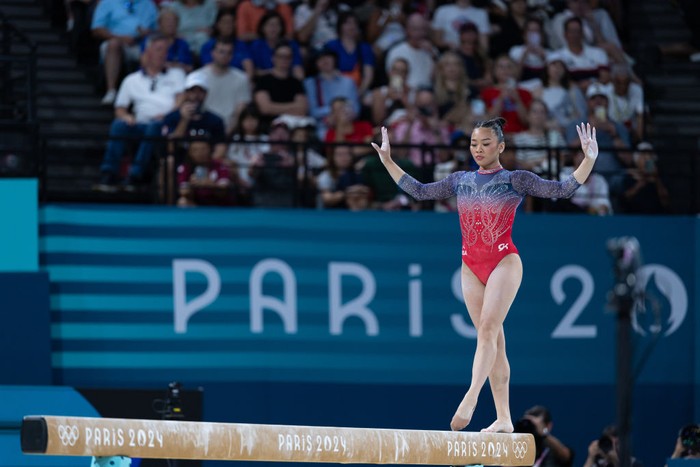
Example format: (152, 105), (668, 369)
(33, 130), (699, 214)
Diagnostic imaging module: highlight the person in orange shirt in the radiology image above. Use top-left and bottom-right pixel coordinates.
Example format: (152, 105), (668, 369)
(236, 0), (294, 41)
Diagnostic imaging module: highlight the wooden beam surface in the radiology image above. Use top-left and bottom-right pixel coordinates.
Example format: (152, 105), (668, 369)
(22, 415), (535, 466)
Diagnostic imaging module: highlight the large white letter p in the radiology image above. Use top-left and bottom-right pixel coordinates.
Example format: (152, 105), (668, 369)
(173, 259), (221, 334)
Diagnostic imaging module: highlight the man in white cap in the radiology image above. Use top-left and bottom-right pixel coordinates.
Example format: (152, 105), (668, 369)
(565, 81), (630, 187)
(163, 73), (228, 162)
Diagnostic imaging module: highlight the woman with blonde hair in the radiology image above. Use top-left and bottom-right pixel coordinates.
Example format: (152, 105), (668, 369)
(433, 50), (473, 130)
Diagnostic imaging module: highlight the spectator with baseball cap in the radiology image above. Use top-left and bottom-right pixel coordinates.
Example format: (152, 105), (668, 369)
(163, 72), (228, 163)
(564, 81), (630, 185)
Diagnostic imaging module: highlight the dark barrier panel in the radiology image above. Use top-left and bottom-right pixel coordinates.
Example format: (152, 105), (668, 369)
(0, 272), (50, 385)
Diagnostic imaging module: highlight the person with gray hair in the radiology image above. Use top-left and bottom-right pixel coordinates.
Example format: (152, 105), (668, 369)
(600, 64), (644, 143)
(94, 34), (186, 192)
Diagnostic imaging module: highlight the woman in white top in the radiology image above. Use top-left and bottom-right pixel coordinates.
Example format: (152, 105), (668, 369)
(226, 104), (270, 199)
(535, 54), (586, 131)
(512, 99), (566, 176)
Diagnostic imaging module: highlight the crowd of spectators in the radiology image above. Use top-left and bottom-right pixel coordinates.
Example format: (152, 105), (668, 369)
(82, 0), (668, 213)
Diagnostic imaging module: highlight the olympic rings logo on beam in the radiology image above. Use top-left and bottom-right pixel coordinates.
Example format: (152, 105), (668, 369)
(58, 425), (80, 446)
(512, 441), (528, 459)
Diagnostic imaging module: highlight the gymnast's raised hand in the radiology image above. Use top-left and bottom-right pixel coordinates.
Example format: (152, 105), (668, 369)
(571, 122), (599, 184)
(371, 126), (407, 184)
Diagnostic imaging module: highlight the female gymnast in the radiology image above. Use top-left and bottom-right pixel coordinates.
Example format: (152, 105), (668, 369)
(371, 118), (598, 433)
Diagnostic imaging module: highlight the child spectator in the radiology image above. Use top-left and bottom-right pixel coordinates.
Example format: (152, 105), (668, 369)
(177, 140), (236, 206)
(226, 104), (270, 204)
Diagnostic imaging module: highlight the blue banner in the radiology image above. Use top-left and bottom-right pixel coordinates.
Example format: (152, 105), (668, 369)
(41, 206), (696, 389)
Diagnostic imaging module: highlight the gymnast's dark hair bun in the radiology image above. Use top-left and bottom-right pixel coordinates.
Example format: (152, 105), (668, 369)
(492, 117), (506, 129)
(474, 117), (507, 142)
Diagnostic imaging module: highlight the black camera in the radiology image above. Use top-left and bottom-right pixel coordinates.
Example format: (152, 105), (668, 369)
(598, 435), (614, 454)
(164, 381), (184, 420)
(513, 417), (545, 457)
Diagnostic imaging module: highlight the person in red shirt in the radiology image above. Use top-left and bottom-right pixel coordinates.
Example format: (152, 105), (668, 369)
(480, 54), (532, 133)
(323, 96), (374, 158)
(177, 140), (236, 206)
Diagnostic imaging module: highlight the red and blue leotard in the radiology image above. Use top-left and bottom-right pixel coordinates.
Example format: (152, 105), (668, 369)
(398, 168), (581, 284)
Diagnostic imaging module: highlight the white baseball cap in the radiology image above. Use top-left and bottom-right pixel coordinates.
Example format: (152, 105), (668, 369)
(185, 73), (209, 91)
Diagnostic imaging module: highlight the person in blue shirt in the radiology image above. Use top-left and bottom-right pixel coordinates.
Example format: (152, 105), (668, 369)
(249, 11), (305, 81)
(303, 48), (360, 139)
(91, 0), (158, 104)
(141, 9), (194, 73)
(198, 9), (254, 79)
(323, 11), (376, 96)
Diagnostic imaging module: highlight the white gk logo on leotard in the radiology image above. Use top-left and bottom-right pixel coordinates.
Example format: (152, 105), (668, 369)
(498, 243), (509, 252)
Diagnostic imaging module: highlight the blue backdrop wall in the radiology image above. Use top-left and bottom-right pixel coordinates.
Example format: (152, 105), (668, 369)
(36, 205), (697, 467)
(1, 200), (695, 467)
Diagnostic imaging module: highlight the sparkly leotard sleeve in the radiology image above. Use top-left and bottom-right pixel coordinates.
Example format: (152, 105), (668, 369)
(398, 169), (581, 284)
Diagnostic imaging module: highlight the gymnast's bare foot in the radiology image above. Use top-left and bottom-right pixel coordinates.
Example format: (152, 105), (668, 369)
(481, 419), (514, 433)
(450, 402), (476, 431)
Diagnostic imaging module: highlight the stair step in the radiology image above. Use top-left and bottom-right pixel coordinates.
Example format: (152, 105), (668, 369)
(638, 15), (687, 28)
(38, 107), (113, 122)
(638, 0), (682, 14)
(37, 44), (72, 56)
(648, 90), (700, 101)
(44, 137), (106, 149)
(42, 121), (112, 134)
(21, 31), (64, 44)
(34, 56), (78, 68)
(0, 4), (44, 17)
(648, 30), (692, 42)
(651, 101), (700, 113)
(7, 18), (56, 32)
(38, 95), (105, 108)
(658, 62), (700, 73)
(36, 68), (90, 82)
(38, 81), (99, 95)
(646, 75), (700, 86)
(651, 125), (700, 137)
(653, 114), (700, 125)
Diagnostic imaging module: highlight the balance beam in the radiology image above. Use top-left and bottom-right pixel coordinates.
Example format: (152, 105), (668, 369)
(21, 415), (535, 465)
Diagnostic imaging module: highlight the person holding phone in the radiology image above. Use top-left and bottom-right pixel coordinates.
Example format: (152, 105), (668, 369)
(163, 73), (228, 163)
(366, 57), (415, 126)
(508, 17), (551, 82)
(480, 55), (532, 133)
(390, 87), (450, 168)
